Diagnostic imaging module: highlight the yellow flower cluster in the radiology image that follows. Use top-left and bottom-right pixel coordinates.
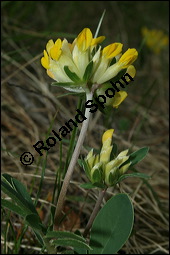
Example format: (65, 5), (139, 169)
(142, 27), (169, 54)
(41, 28), (138, 95)
(84, 129), (131, 187)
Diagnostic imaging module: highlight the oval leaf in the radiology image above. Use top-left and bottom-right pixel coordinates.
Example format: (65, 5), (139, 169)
(80, 183), (106, 189)
(89, 193), (134, 254)
(12, 178), (37, 214)
(120, 147), (149, 168)
(45, 231), (86, 243)
(2, 174), (37, 215)
(52, 238), (92, 250)
(2, 179), (33, 215)
(25, 213), (45, 232)
(1, 199), (27, 218)
(117, 172), (151, 183)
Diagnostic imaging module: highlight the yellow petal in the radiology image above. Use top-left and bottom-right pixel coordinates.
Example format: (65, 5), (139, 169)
(102, 43), (123, 59)
(76, 28), (92, 51)
(126, 65), (136, 79)
(91, 36), (105, 46)
(41, 57), (48, 69)
(118, 48), (138, 68)
(41, 50), (50, 69)
(55, 38), (62, 48)
(46, 39), (54, 54)
(102, 129), (114, 144)
(50, 39), (62, 61)
(112, 91), (128, 108)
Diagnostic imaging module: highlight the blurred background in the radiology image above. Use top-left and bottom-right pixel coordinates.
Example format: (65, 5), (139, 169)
(1, 1), (169, 254)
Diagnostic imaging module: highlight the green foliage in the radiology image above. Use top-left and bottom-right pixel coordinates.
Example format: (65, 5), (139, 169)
(45, 231), (86, 242)
(1, 199), (27, 218)
(52, 238), (91, 250)
(120, 147), (149, 168)
(117, 172), (151, 183)
(1, 174), (47, 245)
(83, 61), (94, 82)
(64, 66), (81, 83)
(1, 174), (38, 216)
(52, 81), (77, 87)
(89, 194), (134, 254)
(45, 231), (92, 251)
(25, 214), (46, 232)
(80, 182), (106, 189)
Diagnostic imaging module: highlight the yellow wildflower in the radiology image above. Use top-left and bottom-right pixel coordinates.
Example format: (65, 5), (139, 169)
(85, 129), (131, 187)
(41, 27), (138, 95)
(141, 27), (169, 54)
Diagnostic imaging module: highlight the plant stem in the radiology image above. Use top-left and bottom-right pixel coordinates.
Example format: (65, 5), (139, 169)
(55, 91), (93, 221)
(83, 188), (107, 238)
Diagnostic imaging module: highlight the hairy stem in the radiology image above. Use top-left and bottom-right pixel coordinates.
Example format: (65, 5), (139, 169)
(83, 188), (107, 238)
(55, 91), (93, 221)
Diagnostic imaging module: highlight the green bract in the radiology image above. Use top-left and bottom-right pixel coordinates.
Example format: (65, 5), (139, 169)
(82, 130), (149, 187)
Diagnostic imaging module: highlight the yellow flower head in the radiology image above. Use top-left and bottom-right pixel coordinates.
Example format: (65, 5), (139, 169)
(84, 129), (131, 186)
(41, 27), (138, 93)
(142, 27), (169, 54)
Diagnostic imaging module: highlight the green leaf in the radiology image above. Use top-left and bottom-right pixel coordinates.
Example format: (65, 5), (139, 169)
(89, 193), (134, 254)
(2, 174), (37, 215)
(83, 61), (93, 81)
(81, 160), (91, 180)
(52, 81), (85, 93)
(117, 173), (151, 183)
(91, 168), (102, 183)
(45, 231), (86, 243)
(94, 9), (106, 38)
(2, 179), (33, 216)
(1, 199), (27, 218)
(120, 147), (149, 168)
(64, 66), (81, 83)
(52, 238), (92, 250)
(33, 230), (44, 246)
(55, 92), (84, 98)
(51, 82), (76, 87)
(73, 231), (88, 254)
(12, 178), (37, 214)
(78, 159), (83, 167)
(2, 173), (14, 187)
(25, 214), (45, 232)
(111, 143), (118, 158)
(62, 250), (75, 254)
(80, 182), (106, 189)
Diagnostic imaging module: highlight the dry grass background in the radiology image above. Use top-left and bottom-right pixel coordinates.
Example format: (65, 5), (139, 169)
(1, 1), (169, 254)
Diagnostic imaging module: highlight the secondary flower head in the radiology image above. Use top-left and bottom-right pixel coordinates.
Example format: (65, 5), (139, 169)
(41, 28), (138, 96)
(141, 27), (169, 54)
(84, 129), (131, 187)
